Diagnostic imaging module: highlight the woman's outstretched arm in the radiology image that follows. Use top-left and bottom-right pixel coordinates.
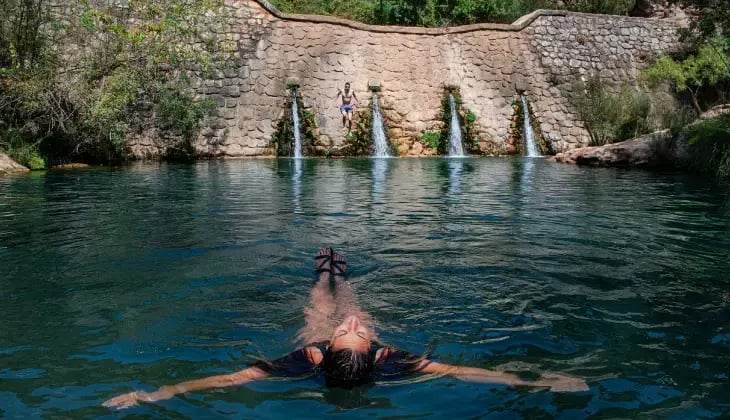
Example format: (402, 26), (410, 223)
(413, 360), (588, 392)
(101, 366), (269, 410)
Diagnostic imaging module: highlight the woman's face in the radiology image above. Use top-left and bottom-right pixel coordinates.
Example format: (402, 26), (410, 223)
(329, 315), (372, 353)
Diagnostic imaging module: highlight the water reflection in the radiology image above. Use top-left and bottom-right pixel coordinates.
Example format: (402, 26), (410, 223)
(447, 157), (464, 195)
(1, 159), (730, 417)
(371, 158), (389, 204)
(292, 158), (303, 214)
(520, 156), (535, 195)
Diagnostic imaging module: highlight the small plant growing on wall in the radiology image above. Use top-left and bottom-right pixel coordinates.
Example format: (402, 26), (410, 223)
(420, 130), (441, 150)
(342, 109), (373, 156)
(342, 95), (399, 157)
(271, 89), (323, 156)
(439, 88), (482, 155)
(510, 96), (553, 155)
(157, 88), (217, 161)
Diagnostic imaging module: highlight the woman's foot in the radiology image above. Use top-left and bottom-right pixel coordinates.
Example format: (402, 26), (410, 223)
(332, 251), (347, 280)
(315, 247), (334, 283)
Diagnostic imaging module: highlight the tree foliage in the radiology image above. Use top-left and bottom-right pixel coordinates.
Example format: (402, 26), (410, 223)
(672, 0), (730, 42)
(0, 0), (222, 166)
(270, 0), (636, 27)
(570, 75), (659, 145)
(643, 42), (729, 113)
(0, 0), (47, 69)
(681, 113), (730, 180)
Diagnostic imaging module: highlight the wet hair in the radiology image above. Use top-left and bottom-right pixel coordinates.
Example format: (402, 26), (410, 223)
(321, 348), (375, 388)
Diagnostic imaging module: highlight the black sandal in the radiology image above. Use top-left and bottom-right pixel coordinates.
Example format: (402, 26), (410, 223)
(331, 253), (347, 278)
(314, 247), (334, 276)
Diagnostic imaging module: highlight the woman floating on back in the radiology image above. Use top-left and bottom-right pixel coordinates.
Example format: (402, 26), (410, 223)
(103, 248), (588, 410)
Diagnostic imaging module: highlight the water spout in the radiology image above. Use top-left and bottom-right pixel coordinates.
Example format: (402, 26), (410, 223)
(291, 89), (303, 158)
(521, 96), (542, 158)
(448, 94), (466, 157)
(371, 94), (391, 157)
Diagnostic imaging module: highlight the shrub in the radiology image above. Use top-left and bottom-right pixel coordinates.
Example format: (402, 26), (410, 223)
(643, 42), (729, 114)
(1, 126), (45, 169)
(681, 114), (730, 180)
(342, 109), (373, 156)
(570, 75), (659, 145)
(271, 91), (323, 156)
(156, 88), (216, 160)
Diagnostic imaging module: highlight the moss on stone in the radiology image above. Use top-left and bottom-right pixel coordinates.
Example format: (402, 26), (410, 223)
(510, 97), (553, 156)
(271, 90), (323, 157)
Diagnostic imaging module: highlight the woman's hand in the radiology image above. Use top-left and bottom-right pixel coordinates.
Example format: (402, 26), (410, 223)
(536, 373), (589, 392)
(102, 391), (147, 410)
(102, 367), (268, 410)
(102, 387), (175, 410)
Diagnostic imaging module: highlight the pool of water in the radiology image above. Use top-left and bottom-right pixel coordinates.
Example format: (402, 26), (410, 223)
(1, 158), (729, 418)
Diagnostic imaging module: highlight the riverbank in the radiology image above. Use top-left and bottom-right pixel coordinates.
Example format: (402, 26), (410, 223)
(0, 153), (29, 174)
(552, 107), (730, 180)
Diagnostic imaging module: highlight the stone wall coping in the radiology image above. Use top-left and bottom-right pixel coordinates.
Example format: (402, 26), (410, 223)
(250, 1), (676, 34)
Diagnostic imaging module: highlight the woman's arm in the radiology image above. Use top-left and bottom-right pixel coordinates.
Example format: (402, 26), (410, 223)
(413, 360), (588, 392)
(101, 366), (269, 410)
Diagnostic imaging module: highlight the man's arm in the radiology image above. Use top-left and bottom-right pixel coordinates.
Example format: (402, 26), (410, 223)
(102, 366), (269, 410)
(413, 360), (588, 392)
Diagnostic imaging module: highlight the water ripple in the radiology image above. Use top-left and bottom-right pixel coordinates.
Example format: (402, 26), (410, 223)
(0, 159), (728, 417)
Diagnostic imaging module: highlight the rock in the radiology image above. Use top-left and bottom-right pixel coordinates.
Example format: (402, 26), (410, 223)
(51, 163), (90, 169)
(0, 153), (30, 174)
(551, 130), (674, 167)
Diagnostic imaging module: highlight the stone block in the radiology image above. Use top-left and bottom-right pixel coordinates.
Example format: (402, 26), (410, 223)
(211, 118), (228, 130)
(217, 108), (237, 120)
(221, 86), (241, 97)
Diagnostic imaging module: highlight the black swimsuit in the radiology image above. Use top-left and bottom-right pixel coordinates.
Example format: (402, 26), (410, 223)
(252, 341), (422, 382)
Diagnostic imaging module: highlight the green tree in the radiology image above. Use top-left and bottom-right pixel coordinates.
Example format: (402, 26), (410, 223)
(0, 0), (47, 69)
(672, 0), (730, 41)
(562, 0), (635, 15)
(643, 42), (729, 114)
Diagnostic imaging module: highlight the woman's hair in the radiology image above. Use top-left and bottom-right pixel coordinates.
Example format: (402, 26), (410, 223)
(321, 348), (375, 388)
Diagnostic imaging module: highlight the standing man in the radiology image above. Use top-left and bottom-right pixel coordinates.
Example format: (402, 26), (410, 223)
(334, 82), (358, 131)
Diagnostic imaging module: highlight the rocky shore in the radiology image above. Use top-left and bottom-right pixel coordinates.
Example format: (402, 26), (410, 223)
(551, 130), (677, 167)
(0, 153), (29, 174)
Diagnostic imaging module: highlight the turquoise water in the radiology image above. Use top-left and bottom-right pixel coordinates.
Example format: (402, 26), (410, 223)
(1, 158), (729, 418)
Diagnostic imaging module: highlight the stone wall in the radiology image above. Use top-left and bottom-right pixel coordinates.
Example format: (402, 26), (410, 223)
(69, 0), (683, 157)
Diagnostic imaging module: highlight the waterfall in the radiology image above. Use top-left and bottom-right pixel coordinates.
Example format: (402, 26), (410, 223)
(371, 94), (391, 157)
(448, 94), (466, 157)
(521, 96), (542, 158)
(291, 89), (303, 158)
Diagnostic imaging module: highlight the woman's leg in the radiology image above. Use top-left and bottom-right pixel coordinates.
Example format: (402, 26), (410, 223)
(331, 252), (376, 336)
(297, 248), (337, 344)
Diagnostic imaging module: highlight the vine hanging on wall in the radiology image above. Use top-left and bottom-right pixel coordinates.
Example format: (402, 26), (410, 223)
(509, 95), (554, 156)
(436, 87), (482, 155)
(341, 88), (399, 157)
(271, 87), (324, 157)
